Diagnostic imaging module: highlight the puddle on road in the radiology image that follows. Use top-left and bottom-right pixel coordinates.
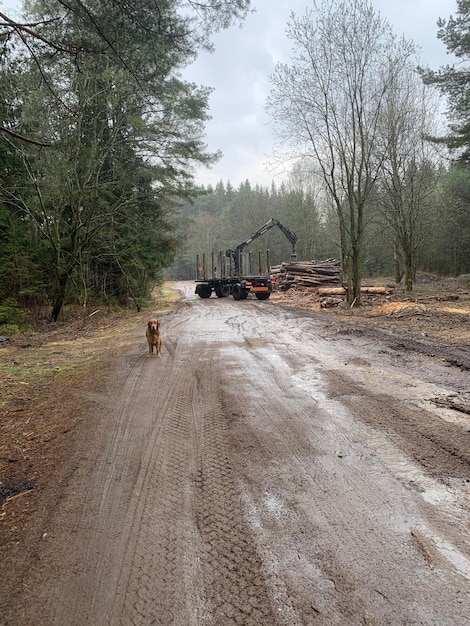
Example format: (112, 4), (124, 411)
(291, 365), (470, 576)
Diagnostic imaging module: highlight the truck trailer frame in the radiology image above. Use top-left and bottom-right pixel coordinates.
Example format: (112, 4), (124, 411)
(194, 219), (297, 301)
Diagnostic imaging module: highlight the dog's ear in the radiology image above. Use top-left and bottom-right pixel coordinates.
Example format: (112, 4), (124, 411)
(156, 320), (160, 329)
(148, 320), (152, 327)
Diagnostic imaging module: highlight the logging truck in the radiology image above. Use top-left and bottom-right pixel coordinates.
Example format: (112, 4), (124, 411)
(195, 218), (297, 301)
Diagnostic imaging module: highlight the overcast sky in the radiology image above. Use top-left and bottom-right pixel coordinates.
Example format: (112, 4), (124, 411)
(1, 0), (458, 189)
(184, 0), (457, 189)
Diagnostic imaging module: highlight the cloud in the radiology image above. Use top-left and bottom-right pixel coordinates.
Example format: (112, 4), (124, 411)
(186, 0), (457, 189)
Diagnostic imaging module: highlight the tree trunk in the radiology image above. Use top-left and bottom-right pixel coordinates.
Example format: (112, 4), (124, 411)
(402, 237), (415, 293)
(394, 242), (404, 286)
(50, 273), (68, 322)
(349, 248), (362, 306)
(348, 203), (364, 307)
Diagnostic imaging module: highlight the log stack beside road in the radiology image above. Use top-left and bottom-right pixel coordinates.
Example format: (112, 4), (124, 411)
(270, 259), (342, 291)
(270, 260), (392, 307)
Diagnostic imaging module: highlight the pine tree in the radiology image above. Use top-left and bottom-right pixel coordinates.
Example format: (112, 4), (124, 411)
(2, 0), (249, 320)
(420, 0), (470, 161)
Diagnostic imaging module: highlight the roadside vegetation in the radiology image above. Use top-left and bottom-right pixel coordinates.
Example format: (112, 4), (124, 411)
(174, 0), (470, 304)
(0, 1), (250, 323)
(1, 0), (469, 329)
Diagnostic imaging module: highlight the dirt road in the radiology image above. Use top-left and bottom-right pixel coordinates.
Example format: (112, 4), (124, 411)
(7, 282), (470, 625)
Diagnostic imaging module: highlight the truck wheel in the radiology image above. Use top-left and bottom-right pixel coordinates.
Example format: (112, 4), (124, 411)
(197, 284), (212, 298)
(232, 284), (242, 300)
(255, 293), (270, 300)
(215, 284), (230, 298)
(241, 290), (249, 299)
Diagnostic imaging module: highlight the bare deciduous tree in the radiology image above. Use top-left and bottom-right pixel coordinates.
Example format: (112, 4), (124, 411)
(377, 66), (441, 291)
(267, 0), (418, 305)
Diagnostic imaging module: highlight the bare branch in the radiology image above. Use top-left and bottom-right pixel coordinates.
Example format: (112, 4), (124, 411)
(0, 124), (51, 146)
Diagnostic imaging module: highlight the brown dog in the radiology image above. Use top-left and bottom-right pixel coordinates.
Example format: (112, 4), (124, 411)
(146, 319), (162, 357)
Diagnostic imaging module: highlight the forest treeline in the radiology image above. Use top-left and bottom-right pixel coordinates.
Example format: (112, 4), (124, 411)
(0, 0), (469, 326)
(0, 0), (250, 324)
(170, 168), (470, 283)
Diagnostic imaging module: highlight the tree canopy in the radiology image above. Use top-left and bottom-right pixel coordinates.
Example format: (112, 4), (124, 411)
(267, 0), (427, 303)
(420, 0), (470, 161)
(0, 0), (251, 320)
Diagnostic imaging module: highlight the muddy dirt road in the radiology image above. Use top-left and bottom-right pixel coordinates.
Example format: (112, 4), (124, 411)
(9, 282), (470, 625)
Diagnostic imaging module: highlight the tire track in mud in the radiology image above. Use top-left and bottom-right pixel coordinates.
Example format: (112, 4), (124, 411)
(114, 341), (199, 625)
(218, 326), (470, 625)
(191, 357), (276, 626)
(113, 335), (276, 624)
(218, 340), (357, 623)
(43, 343), (177, 626)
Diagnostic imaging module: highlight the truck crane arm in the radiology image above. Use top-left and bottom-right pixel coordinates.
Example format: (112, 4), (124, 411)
(226, 218), (297, 273)
(270, 219), (297, 255)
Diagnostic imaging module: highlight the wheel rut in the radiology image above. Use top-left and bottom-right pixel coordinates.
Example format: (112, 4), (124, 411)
(113, 339), (276, 625)
(13, 284), (470, 626)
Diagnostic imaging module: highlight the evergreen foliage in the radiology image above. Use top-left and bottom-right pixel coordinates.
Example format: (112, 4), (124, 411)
(420, 0), (470, 162)
(0, 0), (469, 324)
(0, 0), (246, 320)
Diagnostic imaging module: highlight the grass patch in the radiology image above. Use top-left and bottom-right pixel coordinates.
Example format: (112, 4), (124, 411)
(149, 282), (180, 313)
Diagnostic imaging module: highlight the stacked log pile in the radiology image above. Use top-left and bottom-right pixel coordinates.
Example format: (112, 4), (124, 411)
(270, 259), (342, 291)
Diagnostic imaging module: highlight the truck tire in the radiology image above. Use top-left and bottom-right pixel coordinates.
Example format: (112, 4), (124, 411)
(232, 284), (243, 300)
(255, 292), (270, 300)
(197, 284), (212, 298)
(215, 284), (230, 298)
